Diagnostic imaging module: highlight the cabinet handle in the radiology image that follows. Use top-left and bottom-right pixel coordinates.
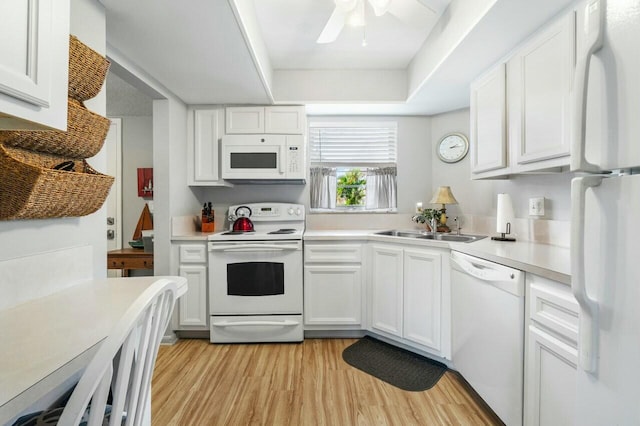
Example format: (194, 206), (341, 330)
(571, 0), (604, 173)
(212, 320), (299, 327)
(571, 176), (603, 373)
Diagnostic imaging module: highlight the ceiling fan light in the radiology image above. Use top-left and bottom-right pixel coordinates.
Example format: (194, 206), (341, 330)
(334, 0), (358, 13)
(347, 0), (365, 27)
(367, 0), (391, 16)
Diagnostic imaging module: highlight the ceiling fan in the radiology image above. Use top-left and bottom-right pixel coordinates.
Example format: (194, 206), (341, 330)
(316, 0), (436, 44)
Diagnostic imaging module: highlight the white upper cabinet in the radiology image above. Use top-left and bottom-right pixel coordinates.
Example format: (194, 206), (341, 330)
(470, 63), (508, 177)
(0, 0), (70, 130)
(264, 106), (306, 134)
(509, 13), (575, 171)
(470, 8), (577, 179)
(225, 106), (305, 134)
(188, 108), (233, 186)
(225, 107), (264, 134)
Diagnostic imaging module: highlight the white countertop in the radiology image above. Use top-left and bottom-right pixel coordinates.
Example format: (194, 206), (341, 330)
(171, 230), (215, 241)
(304, 229), (571, 285)
(0, 276), (187, 424)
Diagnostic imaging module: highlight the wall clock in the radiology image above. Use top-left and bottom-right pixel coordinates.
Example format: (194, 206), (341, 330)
(437, 133), (469, 163)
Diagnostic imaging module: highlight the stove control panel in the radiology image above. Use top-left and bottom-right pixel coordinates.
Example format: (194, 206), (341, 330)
(228, 203), (305, 221)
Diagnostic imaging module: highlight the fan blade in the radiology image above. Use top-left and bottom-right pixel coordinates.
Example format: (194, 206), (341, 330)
(367, 0), (391, 16)
(317, 7), (347, 44)
(387, 0), (436, 28)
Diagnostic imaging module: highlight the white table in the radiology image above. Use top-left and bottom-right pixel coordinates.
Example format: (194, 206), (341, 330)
(0, 276), (187, 425)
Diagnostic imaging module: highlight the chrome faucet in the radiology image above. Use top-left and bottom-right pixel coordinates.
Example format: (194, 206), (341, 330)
(430, 217), (438, 235)
(454, 216), (462, 235)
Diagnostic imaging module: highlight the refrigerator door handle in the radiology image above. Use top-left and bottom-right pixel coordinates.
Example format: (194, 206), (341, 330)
(571, 176), (603, 373)
(571, 0), (605, 173)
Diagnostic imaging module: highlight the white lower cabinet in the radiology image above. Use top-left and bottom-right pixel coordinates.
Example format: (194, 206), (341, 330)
(370, 243), (445, 357)
(178, 265), (208, 327)
(303, 242), (364, 330)
(174, 243), (209, 330)
(524, 274), (579, 426)
(304, 265), (362, 326)
(403, 249), (441, 349)
(370, 245), (403, 336)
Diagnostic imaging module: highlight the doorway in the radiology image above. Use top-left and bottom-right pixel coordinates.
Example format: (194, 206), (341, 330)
(105, 71), (154, 277)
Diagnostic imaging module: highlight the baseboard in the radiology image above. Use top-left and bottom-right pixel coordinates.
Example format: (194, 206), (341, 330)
(304, 330), (366, 339)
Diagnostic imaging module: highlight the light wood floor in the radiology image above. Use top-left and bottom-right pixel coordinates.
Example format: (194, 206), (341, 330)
(152, 338), (503, 426)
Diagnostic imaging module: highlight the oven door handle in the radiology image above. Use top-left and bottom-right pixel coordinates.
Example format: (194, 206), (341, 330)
(209, 243), (300, 252)
(212, 320), (300, 327)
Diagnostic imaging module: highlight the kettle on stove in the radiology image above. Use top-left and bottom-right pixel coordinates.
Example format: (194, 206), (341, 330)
(231, 206), (254, 232)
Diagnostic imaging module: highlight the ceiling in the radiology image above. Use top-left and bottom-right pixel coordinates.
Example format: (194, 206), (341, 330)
(101, 0), (577, 115)
(252, 0), (448, 69)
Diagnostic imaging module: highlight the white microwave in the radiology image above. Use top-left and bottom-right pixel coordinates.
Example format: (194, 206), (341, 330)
(221, 134), (306, 182)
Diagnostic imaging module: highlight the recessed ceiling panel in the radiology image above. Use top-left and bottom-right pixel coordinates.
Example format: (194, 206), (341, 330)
(253, 0), (448, 69)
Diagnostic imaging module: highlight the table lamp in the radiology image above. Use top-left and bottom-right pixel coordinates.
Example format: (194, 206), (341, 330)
(430, 186), (458, 231)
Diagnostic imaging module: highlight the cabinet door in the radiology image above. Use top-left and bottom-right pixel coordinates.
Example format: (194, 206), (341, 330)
(525, 326), (577, 426)
(510, 13), (575, 167)
(178, 265), (208, 328)
(265, 106), (305, 134)
(403, 249), (441, 351)
(225, 107), (264, 134)
(304, 265), (362, 326)
(370, 245), (403, 337)
(189, 109), (231, 186)
(470, 63), (507, 175)
(0, 0), (69, 130)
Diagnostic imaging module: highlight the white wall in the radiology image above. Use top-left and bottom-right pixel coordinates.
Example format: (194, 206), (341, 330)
(0, 0), (108, 307)
(430, 108), (572, 221)
(193, 115), (432, 231)
(430, 108), (572, 245)
(121, 116), (153, 242)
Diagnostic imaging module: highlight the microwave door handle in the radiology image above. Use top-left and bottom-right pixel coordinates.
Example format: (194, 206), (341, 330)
(279, 149), (285, 174)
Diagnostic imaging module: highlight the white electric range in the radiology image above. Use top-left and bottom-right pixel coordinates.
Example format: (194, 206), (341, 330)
(207, 203), (304, 343)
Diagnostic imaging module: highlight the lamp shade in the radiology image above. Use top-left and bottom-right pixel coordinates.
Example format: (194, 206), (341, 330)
(496, 193), (515, 234)
(430, 186), (458, 205)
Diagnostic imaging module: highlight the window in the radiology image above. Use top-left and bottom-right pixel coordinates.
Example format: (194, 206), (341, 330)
(309, 122), (397, 212)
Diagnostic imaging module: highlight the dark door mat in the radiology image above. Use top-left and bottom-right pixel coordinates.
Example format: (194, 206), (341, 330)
(342, 336), (447, 392)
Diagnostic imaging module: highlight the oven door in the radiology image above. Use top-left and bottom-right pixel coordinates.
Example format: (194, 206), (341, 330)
(221, 135), (285, 179)
(208, 240), (302, 315)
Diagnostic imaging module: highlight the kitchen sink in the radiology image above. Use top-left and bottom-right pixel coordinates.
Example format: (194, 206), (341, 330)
(374, 230), (486, 243)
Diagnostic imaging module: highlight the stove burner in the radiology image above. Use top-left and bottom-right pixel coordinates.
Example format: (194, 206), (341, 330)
(267, 229), (297, 235)
(221, 230), (256, 235)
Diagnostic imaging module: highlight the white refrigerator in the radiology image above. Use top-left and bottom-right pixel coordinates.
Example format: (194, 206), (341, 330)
(571, 0), (640, 424)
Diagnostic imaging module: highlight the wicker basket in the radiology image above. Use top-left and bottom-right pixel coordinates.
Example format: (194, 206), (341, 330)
(0, 145), (114, 220)
(68, 35), (111, 102)
(0, 99), (110, 158)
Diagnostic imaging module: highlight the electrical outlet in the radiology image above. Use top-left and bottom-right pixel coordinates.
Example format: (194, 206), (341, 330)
(529, 197), (545, 216)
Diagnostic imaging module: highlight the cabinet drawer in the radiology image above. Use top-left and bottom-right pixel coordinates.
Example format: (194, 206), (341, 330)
(304, 244), (362, 263)
(529, 275), (579, 345)
(109, 257), (153, 270)
(179, 244), (207, 263)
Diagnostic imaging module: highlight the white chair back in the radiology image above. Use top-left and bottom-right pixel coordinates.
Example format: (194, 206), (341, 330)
(57, 278), (177, 426)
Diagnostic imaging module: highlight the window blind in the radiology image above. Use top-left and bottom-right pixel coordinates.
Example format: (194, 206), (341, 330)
(309, 122), (397, 165)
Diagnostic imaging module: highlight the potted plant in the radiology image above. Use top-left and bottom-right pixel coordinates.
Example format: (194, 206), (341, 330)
(411, 208), (446, 232)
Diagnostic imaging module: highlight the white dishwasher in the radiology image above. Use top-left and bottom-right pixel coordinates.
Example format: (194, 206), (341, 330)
(450, 251), (525, 426)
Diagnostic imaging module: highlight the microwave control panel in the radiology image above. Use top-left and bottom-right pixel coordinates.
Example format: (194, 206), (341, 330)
(286, 135), (305, 179)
